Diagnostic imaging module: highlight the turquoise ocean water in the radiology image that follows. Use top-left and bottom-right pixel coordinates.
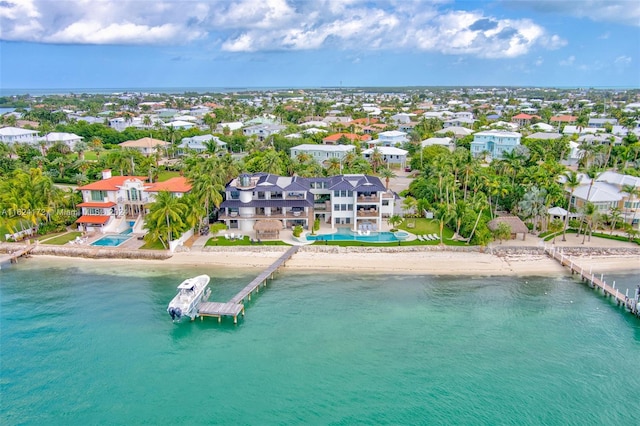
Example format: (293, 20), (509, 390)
(1, 259), (639, 424)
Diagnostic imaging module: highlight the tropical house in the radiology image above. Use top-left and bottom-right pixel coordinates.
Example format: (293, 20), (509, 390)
(565, 171), (640, 229)
(375, 130), (408, 146)
(470, 130), (522, 160)
(75, 170), (192, 233)
(0, 126), (39, 145)
(290, 144), (355, 165)
(362, 146), (408, 169)
(322, 133), (371, 145)
(242, 123), (286, 141)
(177, 135), (227, 155)
(218, 173), (395, 235)
(39, 132), (83, 149)
(119, 137), (169, 156)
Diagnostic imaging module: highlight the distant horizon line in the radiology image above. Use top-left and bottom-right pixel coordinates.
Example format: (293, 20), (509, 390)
(2, 85), (639, 97)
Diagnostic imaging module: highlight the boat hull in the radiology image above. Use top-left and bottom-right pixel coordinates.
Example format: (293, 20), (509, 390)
(167, 275), (211, 321)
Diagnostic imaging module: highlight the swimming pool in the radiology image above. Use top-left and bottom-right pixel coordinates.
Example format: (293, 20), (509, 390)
(91, 235), (132, 247)
(306, 229), (399, 242)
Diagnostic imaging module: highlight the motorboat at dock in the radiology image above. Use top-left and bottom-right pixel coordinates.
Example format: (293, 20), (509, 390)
(167, 275), (211, 321)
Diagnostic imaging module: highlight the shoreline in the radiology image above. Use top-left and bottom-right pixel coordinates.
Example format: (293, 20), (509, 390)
(6, 245), (639, 277)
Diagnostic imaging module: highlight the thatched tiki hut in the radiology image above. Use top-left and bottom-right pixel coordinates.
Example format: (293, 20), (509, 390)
(487, 216), (528, 241)
(254, 219), (284, 240)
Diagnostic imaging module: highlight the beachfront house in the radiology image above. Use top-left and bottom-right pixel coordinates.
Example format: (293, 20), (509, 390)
(566, 171), (640, 229)
(76, 170), (192, 234)
(470, 130), (522, 160)
(218, 173), (395, 235)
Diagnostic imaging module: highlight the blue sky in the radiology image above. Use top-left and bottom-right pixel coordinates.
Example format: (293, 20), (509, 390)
(1, 0), (639, 91)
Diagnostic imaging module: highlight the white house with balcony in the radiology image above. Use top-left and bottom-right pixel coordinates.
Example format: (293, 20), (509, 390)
(470, 130), (522, 160)
(219, 173), (395, 234)
(0, 126), (39, 145)
(76, 169), (192, 233)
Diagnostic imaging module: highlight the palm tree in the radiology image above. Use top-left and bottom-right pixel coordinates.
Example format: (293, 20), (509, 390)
(387, 214), (403, 229)
(259, 149), (284, 175)
(89, 136), (103, 160)
(325, 157), (342, 176)
(561, 171), (581, 241)
(369, 147), (384, 173)
(378, 167), (396, 191)
(581, 202), (597, 244)
(609, 207), (622, 235)
(621, 183), (639, 230)
(434, 203), (454, 245)
(401, 196), (417, 217)
(145, 191), (188, 249)
(548, 218), (564, 244)
(73, 141), (88, 161)
(518, 186), (547, 233)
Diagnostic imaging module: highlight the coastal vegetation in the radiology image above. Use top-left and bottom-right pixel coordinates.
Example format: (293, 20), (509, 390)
(2, 87), (639, 247)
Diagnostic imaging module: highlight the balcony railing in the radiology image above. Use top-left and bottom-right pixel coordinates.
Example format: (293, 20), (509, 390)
(219, 211), (307, 220)
(356, 195), (380, 203)
(117, 197), (150, 204)
(357, 210), (379, 217)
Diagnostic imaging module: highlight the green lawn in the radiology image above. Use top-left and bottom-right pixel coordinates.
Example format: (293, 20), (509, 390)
(205, 236), (290, 246)
(139, 239), (168, 250)
(157, 171), (181, 182)
(313, 238), (467, 247)
(68, 152), (99, 161)
(41, 232), (82, 245)
(396, 218), (465, 245)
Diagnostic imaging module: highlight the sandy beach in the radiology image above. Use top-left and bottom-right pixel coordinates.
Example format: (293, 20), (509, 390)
(27, 248), (638, 277)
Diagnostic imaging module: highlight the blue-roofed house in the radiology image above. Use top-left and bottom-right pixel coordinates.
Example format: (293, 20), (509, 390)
(470, 130), (522, 160)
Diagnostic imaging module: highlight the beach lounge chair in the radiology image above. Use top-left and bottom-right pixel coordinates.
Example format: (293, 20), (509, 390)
(357, 230), (363, 236)
(430, 234), (439, 240)
(417, 235), (424, 242)
(230, 233), (235, 239)
(425, 234), (434, 241)
(224, 234), (230, 240)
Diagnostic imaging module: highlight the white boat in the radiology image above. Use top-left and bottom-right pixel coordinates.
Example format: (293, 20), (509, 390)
(167, 275), (211, 321)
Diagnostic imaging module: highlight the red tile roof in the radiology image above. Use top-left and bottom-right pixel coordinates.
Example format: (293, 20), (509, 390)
(78, 176), (147, 191)
(75, 215), (111, 224)
(77, 202), (116, 208)
(145, 177), (192, 193)
(512, 113), (540, 120)
(322, 133), (371, 143)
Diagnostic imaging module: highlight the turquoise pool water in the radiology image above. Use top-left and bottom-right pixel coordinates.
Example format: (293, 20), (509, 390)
(120, 221), (135, 235)
(91, 235), (131, 247)
(307, 228), (399, 242)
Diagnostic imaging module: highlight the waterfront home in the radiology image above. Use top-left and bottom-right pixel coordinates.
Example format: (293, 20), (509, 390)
(178, 135), (226, 155)
(565, 171), (640, 229)
(0, 126), (39, 145)
(218, 173), (394, 234)
(120, 137), (169, 156)
(470, 130), (522, 160)
(76, 170), (193, 233)
(362, 146), (408, 169)
(290, 144), (355, 165)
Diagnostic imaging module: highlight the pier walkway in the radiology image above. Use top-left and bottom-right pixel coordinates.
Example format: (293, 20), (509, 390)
(0, 245), (34, 267)
(198, 246), (300, 324)
(544, 246), (640, 318)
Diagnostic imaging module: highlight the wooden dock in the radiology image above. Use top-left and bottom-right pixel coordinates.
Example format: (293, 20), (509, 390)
(0, 245), (34, 267)
(198, 246), (300, 324)
(545, 246), (640, 318)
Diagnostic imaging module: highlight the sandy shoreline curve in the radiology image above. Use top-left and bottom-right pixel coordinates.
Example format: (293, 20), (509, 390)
(19, 249), (640, 277)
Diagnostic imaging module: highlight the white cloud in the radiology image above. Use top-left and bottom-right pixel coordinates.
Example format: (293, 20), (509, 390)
(614, 55), (632, 66)
(559, 56), (575, 66)
(0, 0), (564, 58)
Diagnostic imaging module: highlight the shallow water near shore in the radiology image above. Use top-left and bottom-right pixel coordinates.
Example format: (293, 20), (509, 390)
(1, 260), (639, 424)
